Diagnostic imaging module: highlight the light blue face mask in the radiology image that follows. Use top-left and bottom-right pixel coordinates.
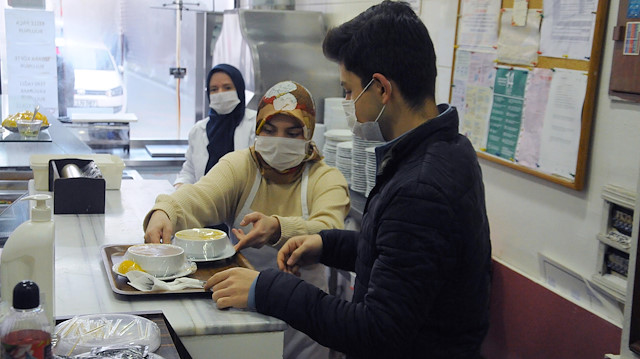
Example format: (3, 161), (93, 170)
(341, 78), (386, 142)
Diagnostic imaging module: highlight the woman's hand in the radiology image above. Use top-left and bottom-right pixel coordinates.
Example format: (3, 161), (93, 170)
(205, 267), (259, 309)
(277, 234), (323, 276)
(144, 210), (173, 243)
(231, 212), (281, 251)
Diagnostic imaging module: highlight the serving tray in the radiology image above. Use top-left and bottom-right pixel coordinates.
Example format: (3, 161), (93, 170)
(101, 244), (254, 296)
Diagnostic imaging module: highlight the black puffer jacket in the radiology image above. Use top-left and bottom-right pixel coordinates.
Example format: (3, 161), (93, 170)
(256, 105), (491, 359)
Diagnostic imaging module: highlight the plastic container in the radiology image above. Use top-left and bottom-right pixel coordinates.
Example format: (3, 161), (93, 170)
(53, 314), (160, 357)
(16, 119), (43, 137)
(0, 281), (53, 359)
(30, 154), (125, 191)
(0, 195), (55, 327)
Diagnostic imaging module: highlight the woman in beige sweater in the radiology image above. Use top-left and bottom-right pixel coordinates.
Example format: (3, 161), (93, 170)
(143, 80), (350, 359)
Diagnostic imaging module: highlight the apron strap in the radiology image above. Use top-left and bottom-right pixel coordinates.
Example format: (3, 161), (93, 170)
(300, 163), (310, 219)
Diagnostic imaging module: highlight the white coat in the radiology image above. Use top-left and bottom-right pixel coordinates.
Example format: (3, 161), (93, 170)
(174, 109), (256, 186)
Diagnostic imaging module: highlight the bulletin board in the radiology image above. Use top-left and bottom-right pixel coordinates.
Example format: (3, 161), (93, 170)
(450, 0), (610, 190)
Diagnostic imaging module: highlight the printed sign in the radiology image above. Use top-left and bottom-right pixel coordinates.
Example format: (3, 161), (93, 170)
(624, 22), (640, 55)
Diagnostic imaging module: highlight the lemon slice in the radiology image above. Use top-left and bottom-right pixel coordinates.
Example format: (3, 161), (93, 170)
(118, 259), (144, 274)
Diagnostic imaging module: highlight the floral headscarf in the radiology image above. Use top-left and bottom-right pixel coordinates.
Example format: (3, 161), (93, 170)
(250, 81), (322, 184)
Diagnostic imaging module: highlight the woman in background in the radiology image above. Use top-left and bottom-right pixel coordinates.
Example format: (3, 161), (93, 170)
(174, 64), (255, 188)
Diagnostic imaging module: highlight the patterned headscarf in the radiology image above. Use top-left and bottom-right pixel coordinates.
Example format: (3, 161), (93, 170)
(250, 81), (322, 184)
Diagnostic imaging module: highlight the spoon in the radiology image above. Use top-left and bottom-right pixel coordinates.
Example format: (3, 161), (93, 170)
(31, 105), (40, 122)
(125, 270), (205, 292)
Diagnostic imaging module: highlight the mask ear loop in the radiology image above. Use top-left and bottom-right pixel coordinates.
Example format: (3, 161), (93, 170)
(373, 78), (391, 123)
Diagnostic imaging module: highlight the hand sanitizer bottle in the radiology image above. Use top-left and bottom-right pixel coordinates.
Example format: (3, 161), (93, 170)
(0, 281), (53, 359)
(1, 194), (55, 327)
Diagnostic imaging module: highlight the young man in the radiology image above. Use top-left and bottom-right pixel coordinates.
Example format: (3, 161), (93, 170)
(206, 2), (492, 358)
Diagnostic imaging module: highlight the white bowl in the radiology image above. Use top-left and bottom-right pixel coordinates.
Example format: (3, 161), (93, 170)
(173, 228), (231, 260)
(125, 244), (185, 277)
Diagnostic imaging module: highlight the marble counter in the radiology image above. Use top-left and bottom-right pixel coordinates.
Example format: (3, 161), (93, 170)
(51, 179), (286, 358)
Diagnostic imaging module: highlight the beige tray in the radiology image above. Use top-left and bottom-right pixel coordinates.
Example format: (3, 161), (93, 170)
(101, 244), (254, 296)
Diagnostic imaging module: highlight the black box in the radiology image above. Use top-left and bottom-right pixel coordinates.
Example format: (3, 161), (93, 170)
(49, 159), (105, 214)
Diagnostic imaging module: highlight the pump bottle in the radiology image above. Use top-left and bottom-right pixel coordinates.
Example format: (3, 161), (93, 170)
(1, 194), (55, 327)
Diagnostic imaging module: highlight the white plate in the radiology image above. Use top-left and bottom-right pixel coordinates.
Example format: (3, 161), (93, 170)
(187, 245), (236, 262)
(112, 260), (197, 280)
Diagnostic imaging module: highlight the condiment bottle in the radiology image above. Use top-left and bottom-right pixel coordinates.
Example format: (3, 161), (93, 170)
(0, 194), (55, 327)
(0, 281), (53, 359)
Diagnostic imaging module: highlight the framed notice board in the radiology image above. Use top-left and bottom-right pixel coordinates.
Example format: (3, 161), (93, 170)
(450, 0), (610, 190)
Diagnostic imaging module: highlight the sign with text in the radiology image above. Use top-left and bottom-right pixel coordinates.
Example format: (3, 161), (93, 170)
(4, 9), (57, 118)
(485, 67), (528, 160)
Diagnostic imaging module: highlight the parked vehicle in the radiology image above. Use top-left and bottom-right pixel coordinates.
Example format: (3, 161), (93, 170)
(59, 43), (126, 114)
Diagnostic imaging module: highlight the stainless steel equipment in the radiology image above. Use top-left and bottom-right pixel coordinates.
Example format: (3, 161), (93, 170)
(211, 9), (342, 122)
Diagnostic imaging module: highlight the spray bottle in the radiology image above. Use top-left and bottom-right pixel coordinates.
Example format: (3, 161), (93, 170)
(1, 194), (55, 327)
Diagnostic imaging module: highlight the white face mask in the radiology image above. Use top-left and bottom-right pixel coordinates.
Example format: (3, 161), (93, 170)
(341, 78), (386, 142)
(209, 91), (240, 115)
(254, 136), (308, 171)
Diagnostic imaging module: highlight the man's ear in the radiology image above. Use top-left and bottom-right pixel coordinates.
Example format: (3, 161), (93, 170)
(372, 73), (392, 104)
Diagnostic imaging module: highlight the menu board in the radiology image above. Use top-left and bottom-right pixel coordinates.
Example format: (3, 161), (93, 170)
(4, 8), (58, 119)
(450, 0), (610, 190)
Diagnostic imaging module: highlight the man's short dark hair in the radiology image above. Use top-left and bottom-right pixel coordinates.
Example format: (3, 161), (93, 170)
(322, 0), (437, 109)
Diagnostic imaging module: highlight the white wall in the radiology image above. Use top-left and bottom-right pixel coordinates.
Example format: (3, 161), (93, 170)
(297, 0), (640, 326)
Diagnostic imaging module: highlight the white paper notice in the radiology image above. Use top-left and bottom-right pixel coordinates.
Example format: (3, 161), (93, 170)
(497, 9), (543, 66)
(458, 0), (502, 48)
(451, 49), (471, 121)
(516, 68), (553, 169)
(5, 9), (55, 44)
(538, 69), (587, 179)
(453, 50), (497, 150)
(4, 9), (58, 118)
(539, 0), (598, 60)
(512, 0), (529, 26)
(7, 75), (59, 112)
(462, 85), (494, 150)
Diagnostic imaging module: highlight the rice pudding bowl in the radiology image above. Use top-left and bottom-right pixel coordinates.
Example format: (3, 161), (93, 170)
(173, 228), (231, 260)
(125, 244), (185, 277)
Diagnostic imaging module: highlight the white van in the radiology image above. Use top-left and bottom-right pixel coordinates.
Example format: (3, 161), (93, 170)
(59, 43), (126, 114)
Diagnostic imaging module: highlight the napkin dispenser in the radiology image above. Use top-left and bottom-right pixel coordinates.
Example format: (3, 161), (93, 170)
(48, 158), (105, 214)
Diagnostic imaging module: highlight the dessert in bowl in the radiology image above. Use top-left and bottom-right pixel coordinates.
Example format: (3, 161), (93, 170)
(17, 119), (42, 137)
(124, 243), (186, 277)
(173, 228), (233, 260)
(2, 110), (50, 132)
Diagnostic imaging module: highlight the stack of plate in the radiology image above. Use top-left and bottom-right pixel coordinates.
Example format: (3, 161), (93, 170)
(365, 146), (377, 197)
(336, 141), (353, 184)
(323, 129), (353, 167)
(351, 136), (386, 194)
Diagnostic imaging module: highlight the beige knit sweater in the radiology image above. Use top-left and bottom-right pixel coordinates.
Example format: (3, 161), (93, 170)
(143, 148), (350, 247)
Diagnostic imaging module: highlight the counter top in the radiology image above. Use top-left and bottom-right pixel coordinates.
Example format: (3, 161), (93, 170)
(0, 119), (93, 169)
(53, 179), (287, 337)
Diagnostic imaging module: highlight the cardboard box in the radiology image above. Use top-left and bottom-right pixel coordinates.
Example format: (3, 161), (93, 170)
(30, 154), (124, 191)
